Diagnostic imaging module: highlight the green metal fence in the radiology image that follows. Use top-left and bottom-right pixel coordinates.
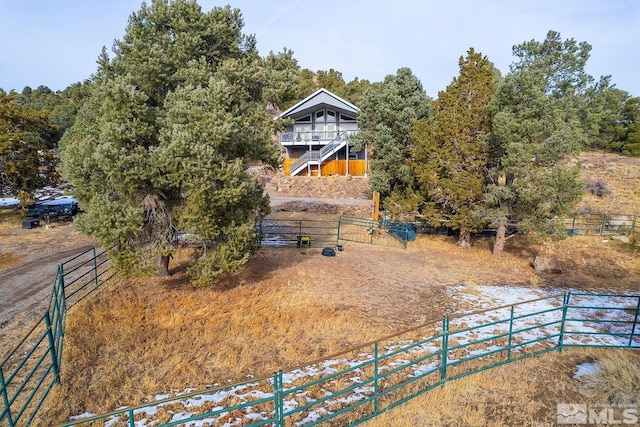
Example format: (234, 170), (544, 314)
(60, 291), (639, 427)
(258, 217), (412, 250)
(411, 213), (638, 237)
(337, 216), (409, 249)
(259, 219), (339, 248)
(1, 248), (113, 427)
(565, 213), (638, 236)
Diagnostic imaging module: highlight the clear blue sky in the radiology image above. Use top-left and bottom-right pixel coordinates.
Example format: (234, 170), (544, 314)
(1, 0), (638, 97)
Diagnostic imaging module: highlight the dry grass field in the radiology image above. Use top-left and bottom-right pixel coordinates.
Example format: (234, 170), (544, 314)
(577, 150), (640, 214)
(2, 151), (639, 425)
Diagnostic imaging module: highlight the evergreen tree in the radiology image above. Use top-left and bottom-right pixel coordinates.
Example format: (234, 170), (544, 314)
(412, 49), (497, 248)
(339, 77), (372, 106)
(350, 67), (430, 211)
(59, 0), (281, 285)
(316, 68), (346, 94)
(298, 68), (318, 98)
(261, 48), (301, 111)
(296, 68), (371, 105)
(487, 31), (591, 256)
(610, 96), (640, 156)
(583, 79), (629, 149)
(0, 90), (58, 201)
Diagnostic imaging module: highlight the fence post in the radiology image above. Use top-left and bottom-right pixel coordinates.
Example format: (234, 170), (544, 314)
(629, 296), (640, 348)
(93, 247), (99, 288)
(336, 217), (342, 246)
(373, 342), (379, 414)
(558, 292), (570, 354)
(52, 271), (65, 369)
(570, 217), (576, 236)
(370, 219), (374, 245)
(441, 317), (449, 384)
(273, 371), (284, 427)
(507, 305), (514, 362)
(1, 367), (15, 427)
(44, 312), (60, 383)
(632, 215), (638, 236)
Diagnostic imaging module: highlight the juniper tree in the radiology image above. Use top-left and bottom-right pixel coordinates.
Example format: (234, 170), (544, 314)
(59, 0), (285, 284)
(412, 49), (497, 248)
(350, 68), (430, 211)
(487, 31), (591, 256)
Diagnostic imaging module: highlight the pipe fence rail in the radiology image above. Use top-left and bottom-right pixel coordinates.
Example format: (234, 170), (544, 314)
(565, 213), (638, 236)
(1, 248), (113, 427)
(259, 219), (339, 249)
(258, 217), (413, 250)
(410, 213), (638, 237)
(60, 291), (639, 427)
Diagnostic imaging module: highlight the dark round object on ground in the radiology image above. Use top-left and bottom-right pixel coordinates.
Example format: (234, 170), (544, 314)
(322, 247), (336, 257)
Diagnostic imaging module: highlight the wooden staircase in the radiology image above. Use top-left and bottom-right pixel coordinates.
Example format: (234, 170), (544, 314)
(289, 131), (348, 176)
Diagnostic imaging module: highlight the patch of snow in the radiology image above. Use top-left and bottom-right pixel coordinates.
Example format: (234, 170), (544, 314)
(68, 412), (96, 420)
(573, 362), (600, 379)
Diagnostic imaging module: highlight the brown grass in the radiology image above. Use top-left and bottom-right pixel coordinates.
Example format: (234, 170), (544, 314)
(577, 151), (640, 214)
(364, 348), (638, 427)
(33, 232), (640, 425)
(577, 350), (640, 406)
(36, 266), (392, 424)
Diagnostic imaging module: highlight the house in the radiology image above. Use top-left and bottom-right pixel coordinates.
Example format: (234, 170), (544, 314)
(278, 88), (367, 176)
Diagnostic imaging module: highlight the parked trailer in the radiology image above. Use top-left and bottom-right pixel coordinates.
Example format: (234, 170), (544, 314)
(26, 197), (79, 219)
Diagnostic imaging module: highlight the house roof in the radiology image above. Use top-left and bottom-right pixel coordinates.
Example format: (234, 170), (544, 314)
(278, 88), (359, 120)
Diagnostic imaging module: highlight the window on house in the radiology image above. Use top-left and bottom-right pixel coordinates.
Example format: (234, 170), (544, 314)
(326, 110), (336, 122)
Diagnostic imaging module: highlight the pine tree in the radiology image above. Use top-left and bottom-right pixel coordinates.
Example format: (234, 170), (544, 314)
(412, 48), (497, 248)
(487, 31), (590, 256)
(350, 68), (430, 211)
(59, 0), (282, 284)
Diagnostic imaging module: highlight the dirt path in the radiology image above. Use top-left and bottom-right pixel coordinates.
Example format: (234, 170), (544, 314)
(0, 244), (94, 327)
(0, 220), (94, 331)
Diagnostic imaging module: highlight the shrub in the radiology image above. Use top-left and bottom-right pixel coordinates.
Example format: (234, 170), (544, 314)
(586, 178), (613, 197)
(577, 352), (640, 406)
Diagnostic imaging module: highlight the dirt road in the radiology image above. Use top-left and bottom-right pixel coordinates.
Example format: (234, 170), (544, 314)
(0, 220), (94, 329)
(0, 244), (94, 327)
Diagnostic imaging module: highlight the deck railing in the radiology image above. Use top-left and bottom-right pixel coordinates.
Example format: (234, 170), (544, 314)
(279, 129), (358, 144)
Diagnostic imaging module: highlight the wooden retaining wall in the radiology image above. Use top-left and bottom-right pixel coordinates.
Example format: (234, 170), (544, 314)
(283, 159), (367, 176)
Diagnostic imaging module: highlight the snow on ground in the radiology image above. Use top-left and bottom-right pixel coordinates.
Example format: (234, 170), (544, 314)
(68, 285), (640, 426)
(573, 362), (600, 379)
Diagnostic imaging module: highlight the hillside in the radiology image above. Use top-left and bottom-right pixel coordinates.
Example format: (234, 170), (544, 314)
(577, 151), (640, 214)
